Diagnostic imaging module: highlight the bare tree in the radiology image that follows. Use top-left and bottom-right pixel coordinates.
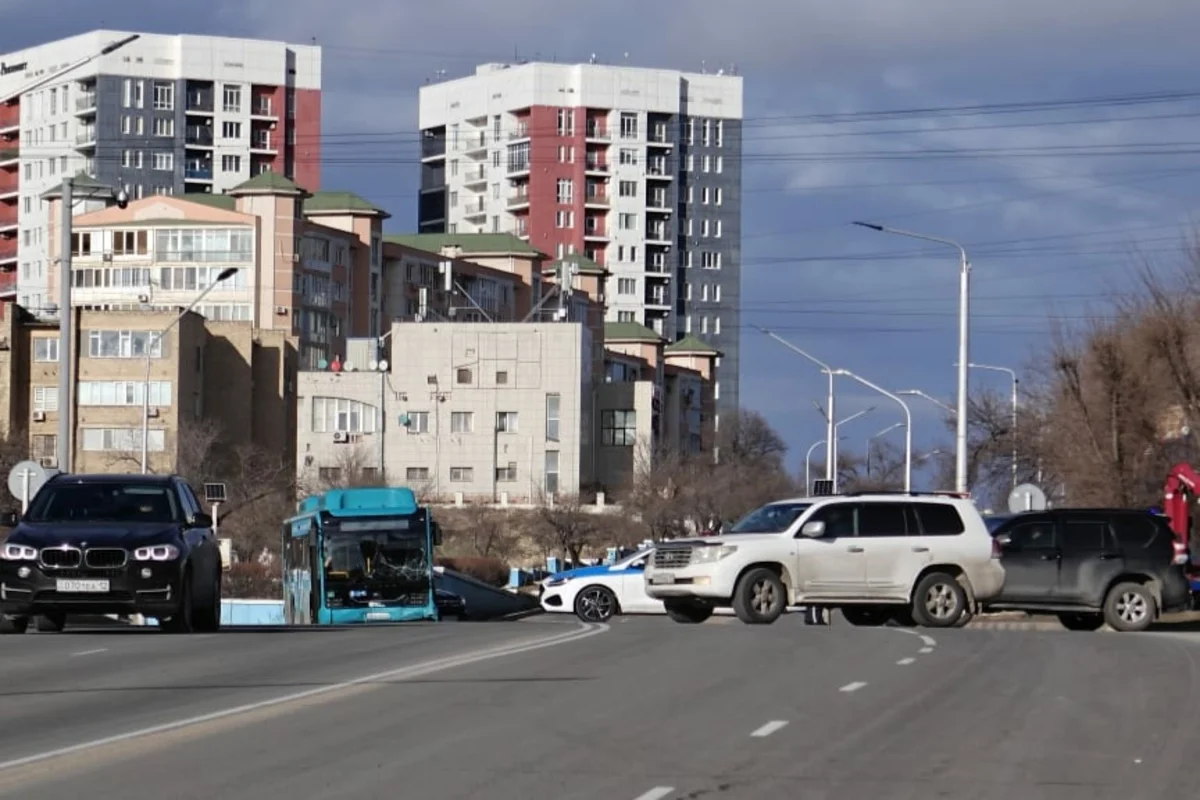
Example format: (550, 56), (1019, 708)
(437, 504), (522, 562)
(300, 444), (386, 494)
(532, 492), (601, 564)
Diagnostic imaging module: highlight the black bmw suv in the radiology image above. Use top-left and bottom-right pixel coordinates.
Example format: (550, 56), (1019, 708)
(0, 474), (223, 634)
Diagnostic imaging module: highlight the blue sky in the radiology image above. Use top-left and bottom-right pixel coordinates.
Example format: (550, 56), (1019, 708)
(5, 0), (1200, 484)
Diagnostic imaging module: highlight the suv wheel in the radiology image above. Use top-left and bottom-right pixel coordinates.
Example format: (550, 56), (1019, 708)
(573, 585), (619, 623)
(162, 570), (195, 633)
(664, 600), (714, 624)
(0, 615), (28, 634)
(841, 606), (892, 627)
(1059, 612), (1104, 631)
(1103, 582), (1155, 632)
(911, 572), (968, 628)
(732, 568), (786, 625)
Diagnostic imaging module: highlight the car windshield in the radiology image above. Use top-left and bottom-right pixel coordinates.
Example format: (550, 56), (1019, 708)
(24, 482), (182, 524)
(726, 502), (812, 534)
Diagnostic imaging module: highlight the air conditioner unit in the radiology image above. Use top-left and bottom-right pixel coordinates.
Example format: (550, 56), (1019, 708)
(31, 410), (45, 422)
(101, 252), (113, 262)
(275, 305), (288, 315)
(38, 457), (57, 468)
(291, 253), (300, 262)
(332, 431), (349, 443)
(147, 407), (159, 418)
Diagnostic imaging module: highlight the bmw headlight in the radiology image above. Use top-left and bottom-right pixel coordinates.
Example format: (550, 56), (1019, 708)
(133, 545), (180, 562)
(0, 543), (36, 561)
(692, 545), (738, 564)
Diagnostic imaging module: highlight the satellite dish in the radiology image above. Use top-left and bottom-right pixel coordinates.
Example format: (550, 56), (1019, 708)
(1007, 483), (1048, 514)
(8, 460), (52, 508)
(343, 362), (355, 371)
(368, 359), (378, 371)
(378, 359), (389, 372)
(317, 359), (328, 370)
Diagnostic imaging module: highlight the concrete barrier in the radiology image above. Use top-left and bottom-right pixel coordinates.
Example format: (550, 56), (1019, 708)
(434, 567), (539, 620)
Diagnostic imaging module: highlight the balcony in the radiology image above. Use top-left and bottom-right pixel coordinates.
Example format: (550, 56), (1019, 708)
(0, 147), (15, 168)
(584, 158), (609, 175)
(250, 135), (276, 153)
(584, 223), (608, 240)
(585, 124), (610, 141)
(75, 128), (96, 148)
(0, 272), (16, 296)
(186, 94), (214, 114)
(0, 185), (16, 202)
(646, 261), (671, 276)
(647, 134), (673, 148)
(461, 200), (487, 220)
(461, 132), (488, 156)
(185, 127), (214, 148)
(462, 166), (487, 188)
(75, 94), (97, 115)
(583, 192), (610, 208)
(508, 127), (530, 142)
(184, 166), (213, 181)
(507, 193), (530, 210)
(250, 99), (277, 119)
(505, 160), (530, 178)
(646, 226), (671, 245)
(647, 197), (673, 213)
(647, 164), (673, 180)
(645, 291), (671, 309)
(0, 242), (15, 264)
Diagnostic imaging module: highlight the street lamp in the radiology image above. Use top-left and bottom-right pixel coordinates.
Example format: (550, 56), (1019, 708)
(866, 422), (905, 476)
(755, 326), (838, 489)
(898, 389), (955, 415)
(832, 369), (913, 491)
(965, 362), (1019, 489)
(140, 267), (239, 473)
(805, 435), (846, 497)
(853, 221), (971, 493)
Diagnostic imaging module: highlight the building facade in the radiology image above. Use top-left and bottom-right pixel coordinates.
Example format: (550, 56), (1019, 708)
(0, 30), (321, 309)
(417, 61), (743, 423)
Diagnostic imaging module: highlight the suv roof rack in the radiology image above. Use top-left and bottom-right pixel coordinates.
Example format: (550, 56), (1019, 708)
(839, 490), (972, 499)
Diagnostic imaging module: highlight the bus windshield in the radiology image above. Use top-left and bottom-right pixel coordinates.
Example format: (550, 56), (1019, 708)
(322, 521), (430, 607)
(726, 502), (812, 534)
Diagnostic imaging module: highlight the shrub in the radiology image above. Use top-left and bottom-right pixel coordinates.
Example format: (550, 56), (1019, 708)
(436, 555), (510, 587)
(223, 562), (280, 598)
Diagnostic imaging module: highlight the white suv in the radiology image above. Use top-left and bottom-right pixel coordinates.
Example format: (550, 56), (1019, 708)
(643, 492), (1005, 627)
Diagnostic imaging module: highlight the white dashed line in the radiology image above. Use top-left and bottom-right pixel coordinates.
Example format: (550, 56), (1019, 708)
(920, 634), (937, 647)
(70, 648), (107, 657)
(920, 647), (933, 654)
(839, 681), (868, 693)
(896, 657), (915, 665)
(633, 788), (676, 800)
(750, 720), (789, 738)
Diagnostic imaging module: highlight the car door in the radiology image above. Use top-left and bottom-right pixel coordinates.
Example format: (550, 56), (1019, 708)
(175, 480), (216, 574)
(795, 502), (867, 597)
(616, 554), (660, 612)
(1054, 517), (1119, 606)
(995, 515), (1060, 602)
(861, 502), (929, 600)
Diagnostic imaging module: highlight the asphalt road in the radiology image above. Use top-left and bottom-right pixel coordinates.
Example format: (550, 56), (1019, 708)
(0, 615), (1198, 798)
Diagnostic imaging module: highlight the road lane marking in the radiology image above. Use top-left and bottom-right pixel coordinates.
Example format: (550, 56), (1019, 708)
(920, 634), (937, 647)
(920, 647), (933, 654)
(750, 720), (789, 738)
(896, 657), (915, 665)
(0, 621), (607, 773)
(70, 649), (108, 657)
(839, 681), (867, 693)
(633, 788), (675, 800)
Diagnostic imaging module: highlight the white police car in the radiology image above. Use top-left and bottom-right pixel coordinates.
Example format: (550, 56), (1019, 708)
(538, 548), (662, 622)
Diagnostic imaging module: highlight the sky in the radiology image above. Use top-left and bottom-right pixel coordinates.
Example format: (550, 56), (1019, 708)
(5, 0), (1200, 486)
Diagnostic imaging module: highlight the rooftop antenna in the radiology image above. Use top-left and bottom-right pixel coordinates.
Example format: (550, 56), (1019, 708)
(624, 52), (630, 62)
(731, 63), (739, 76)
(701, 60), (707, 74)
(589, 53), (597, 64)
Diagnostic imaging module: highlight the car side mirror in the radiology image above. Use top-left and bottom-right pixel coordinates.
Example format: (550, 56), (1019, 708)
(0, 510), (18, 527)
(431, 521), (443, 546)
(800, 520), (826, 538)
(995, 533), (1013, 548)
(191, 512), (213, 529)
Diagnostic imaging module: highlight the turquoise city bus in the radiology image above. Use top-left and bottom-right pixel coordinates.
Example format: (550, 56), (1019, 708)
(281, 487), (442, 624)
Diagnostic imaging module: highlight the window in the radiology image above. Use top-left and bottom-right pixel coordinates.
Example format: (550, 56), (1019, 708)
(617, 311), (635, 322)
(601, 409), (636, 446)
(405, 467), (430, 482)
(1061, 520), (1110, 553)
(557, 145), (574, 163)
(31, 434), (55, 461)
(701, 252), (721, 270)
(455, 367), (472, 384)
(809, 504), (856, 538)
(133, 80), (144, 109)
(544, 450), (560, 494)
(617, 278), (636, 295)
(86, 330), (166, 359)
(33, 386), (59, 412)
(153, 117), (173, 137)
(496, 411), (518, 433)
(152, 82), (174, 110)
(450, 412), (473, 433)
(310, 397), (378, 434)
(450, 467), (473, 482)
(1005, 520), (1055, 549)
(222, 84), (242, 113)
(702, 119), (711, 146)
(404, 411), (429, 433)
(715, 120), (724, 147)
(1111, 515), (1164, 550)
(620, 112), (638, 139)
(152, 152), (173, 171)
(78, 381), (173, 407)
(618, 213), (637, 230)
(913, 503), (966, 536)
(857, 503), (910, 537)
(618, 148), (638, 165)
(555, 210), (573, 229)
(496, 463), (518, 482)
(546, 394), (560, 441)
(222, 121), (241, 139)
(81, 428), (166, 453)
(33, 338), (59, 362)
(729, 502), (811, 534)
(556, 178), (573, 204)
(221, 154), (241, 172)
(619, 180), (637, 198)
(556, 108), (574, 136)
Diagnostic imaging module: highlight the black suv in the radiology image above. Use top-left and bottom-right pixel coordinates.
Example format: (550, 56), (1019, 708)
(0, 474), (223, 634)
(985, 508), (1190, 631)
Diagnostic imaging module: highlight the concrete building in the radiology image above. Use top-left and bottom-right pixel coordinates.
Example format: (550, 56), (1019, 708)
(0, 305), (296, 475)
(0, 30), (321, 309)
(417, 61), (743, 423)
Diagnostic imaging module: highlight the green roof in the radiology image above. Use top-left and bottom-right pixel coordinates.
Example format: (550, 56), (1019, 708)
(384, 233), (541, 256)
(604, 321), (662, 343)
(665, 335), (720, 355)
(303, 191), (390, 218)
(228, 172), (307, 196)
(549, 255), (606, 275)
(182, 193), (237, 211)
(41, 171), (113, 200)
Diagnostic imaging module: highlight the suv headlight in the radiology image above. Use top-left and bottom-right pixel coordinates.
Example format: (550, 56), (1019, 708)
(133, 545), (180, 562)
(0, 543), (37, 561)
(692, 544), (738, 564)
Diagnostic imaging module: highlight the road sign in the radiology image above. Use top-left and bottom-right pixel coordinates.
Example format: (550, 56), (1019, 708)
(7, 460), (53, 511)
(1007, 483), (1047, 513)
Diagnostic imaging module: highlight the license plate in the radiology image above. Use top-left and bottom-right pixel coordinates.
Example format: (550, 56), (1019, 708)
(650, 573), (676, 585)
(56, 579), (110, 593)
(365, 611), (390, 621)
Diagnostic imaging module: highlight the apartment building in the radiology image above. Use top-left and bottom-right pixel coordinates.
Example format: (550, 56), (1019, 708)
(0, 305), (296, 474)
(0, 30), (321, 308)
(417, 61), (743, 422)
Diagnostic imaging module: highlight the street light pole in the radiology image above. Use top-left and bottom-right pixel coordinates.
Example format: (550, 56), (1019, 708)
(140, 267), (239, 473)
(833, 369), (913, 491)
(898, 389), (955, 415)
(755, 326), (837, 488)
(967, 362), (1019, 489)
(853, 222), (971, 493)
(866, 422), (905, 476)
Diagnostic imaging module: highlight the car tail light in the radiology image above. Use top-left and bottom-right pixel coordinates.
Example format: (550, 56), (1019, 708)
(991, 537), (1002, 559)
(1174, 541), (1189, 565)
